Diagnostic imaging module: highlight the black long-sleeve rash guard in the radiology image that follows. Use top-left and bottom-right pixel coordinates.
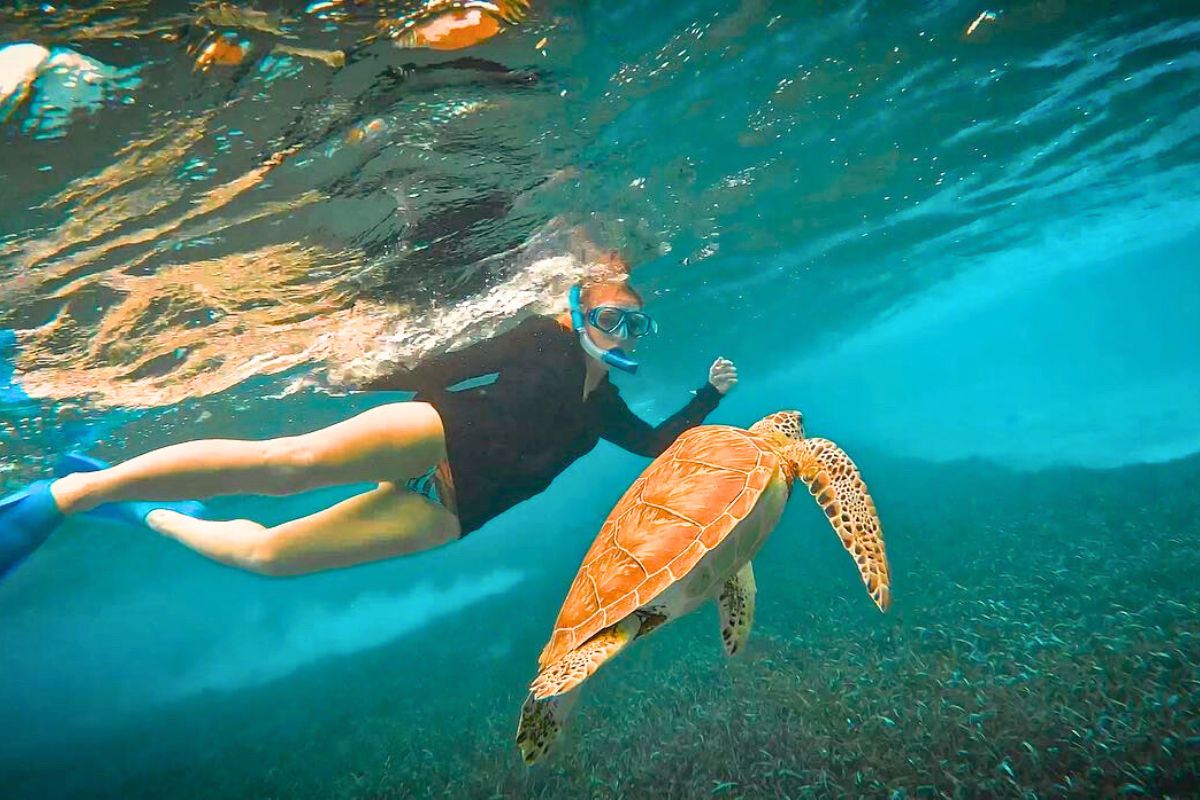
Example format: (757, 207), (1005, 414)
(361, 315), (723, 534)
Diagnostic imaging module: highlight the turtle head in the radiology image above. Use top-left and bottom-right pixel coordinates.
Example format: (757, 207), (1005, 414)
(749, 410), (805, 449)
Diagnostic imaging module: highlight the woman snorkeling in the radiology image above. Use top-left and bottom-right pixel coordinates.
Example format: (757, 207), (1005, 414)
(0, 265), (737, 579)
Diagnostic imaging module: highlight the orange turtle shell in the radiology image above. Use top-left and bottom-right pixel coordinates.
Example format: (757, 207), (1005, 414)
(538, 425), (783, 668)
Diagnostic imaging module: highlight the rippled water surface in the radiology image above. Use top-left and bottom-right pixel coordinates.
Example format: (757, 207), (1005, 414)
(2, 1), (1199, 798)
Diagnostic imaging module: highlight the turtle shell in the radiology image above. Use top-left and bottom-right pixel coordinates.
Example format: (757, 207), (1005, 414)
(538, 425), (781, 668)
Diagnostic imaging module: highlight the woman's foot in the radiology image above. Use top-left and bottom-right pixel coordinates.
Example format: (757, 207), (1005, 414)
(54, 452), (208, 524)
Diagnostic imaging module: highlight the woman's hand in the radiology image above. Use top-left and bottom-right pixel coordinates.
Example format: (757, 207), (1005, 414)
(708, 357), (738, 395)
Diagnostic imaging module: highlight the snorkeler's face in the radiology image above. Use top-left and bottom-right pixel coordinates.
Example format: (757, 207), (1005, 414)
(587, 302), (646, 352)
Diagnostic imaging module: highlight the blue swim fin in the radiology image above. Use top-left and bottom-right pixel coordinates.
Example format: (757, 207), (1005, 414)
(55, 453), (208, 525)
(1, 328), (32, 407)
(0, 480), (64, 579)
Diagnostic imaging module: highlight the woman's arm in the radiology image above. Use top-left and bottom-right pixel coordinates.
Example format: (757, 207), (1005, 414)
(598, 382), (724, 457)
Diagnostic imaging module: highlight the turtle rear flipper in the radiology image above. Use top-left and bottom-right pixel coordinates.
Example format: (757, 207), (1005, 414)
(516, 690), (579, 765)
(718, 561), (756, 656)
(790, 438), (891, 612)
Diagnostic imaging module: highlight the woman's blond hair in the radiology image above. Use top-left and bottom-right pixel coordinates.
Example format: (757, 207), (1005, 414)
(579, 250), (643, 307)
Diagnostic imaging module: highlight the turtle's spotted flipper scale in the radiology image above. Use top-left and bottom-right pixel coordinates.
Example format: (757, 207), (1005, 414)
(791, 438), (891, 612)
(717, 561), (756, 656)
(530, 615), (639, 700)
(516, 690), (578, 766)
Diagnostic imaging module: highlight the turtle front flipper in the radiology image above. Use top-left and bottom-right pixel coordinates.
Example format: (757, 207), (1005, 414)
(529, 615), (640, 700)
(718, 561), (756, 656)
(789, 438), (891, 612)
(516, 689), (580, 765)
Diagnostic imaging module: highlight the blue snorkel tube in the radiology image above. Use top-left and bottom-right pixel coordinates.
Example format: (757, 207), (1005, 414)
(568, 285), (640, 375)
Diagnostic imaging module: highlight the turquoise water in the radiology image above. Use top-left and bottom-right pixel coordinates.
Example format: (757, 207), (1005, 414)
(2, 1), (1200, 797)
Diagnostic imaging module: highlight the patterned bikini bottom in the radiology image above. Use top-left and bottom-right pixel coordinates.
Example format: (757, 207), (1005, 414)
(404, 459), (459, 516)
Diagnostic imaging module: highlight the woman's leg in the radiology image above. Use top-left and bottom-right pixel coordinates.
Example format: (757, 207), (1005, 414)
(147, 481), (462, 575)
(50, 402), (446, 515)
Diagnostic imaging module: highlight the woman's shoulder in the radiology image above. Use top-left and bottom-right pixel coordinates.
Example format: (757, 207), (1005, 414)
(518, 313), (573, 340)
(524, 312), (567, 330)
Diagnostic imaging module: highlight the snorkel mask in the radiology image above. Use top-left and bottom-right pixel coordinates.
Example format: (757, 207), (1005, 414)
(568, 284), (657, 375)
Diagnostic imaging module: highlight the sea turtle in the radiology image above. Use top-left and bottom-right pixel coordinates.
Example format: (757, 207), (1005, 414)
(515, 410), (891, 764)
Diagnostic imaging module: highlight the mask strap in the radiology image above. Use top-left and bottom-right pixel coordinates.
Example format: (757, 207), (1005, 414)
(568, 284), (587, 332)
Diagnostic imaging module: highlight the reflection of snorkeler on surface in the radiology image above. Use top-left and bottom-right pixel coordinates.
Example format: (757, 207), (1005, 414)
(0, 41), (141, 133)
(168, 0), (533, 71)
(2, 0), (532, 110)
(185, 0), (531, 71)
(0, 258), (739, 579)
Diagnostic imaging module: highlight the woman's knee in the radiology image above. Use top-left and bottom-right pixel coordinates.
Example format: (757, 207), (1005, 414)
(259, 437), (326, 494)
(240, 524), (308, 577)
(245, 553), (304, 578)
